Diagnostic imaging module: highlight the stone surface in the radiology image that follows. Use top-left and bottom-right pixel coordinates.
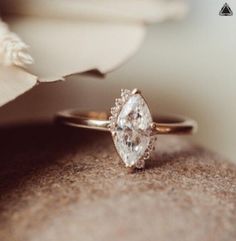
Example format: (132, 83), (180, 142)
(0, 123), (235, 241)
(113, 93), (153, 166)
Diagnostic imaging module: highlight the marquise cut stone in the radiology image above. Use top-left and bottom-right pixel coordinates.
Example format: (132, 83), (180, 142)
(112, 93), (153, 167)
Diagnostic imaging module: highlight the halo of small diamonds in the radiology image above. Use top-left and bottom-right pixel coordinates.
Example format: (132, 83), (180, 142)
(108, 89), (132, 134)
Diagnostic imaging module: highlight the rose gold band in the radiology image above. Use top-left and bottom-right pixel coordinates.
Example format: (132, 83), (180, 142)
(55, 109), (197, 135)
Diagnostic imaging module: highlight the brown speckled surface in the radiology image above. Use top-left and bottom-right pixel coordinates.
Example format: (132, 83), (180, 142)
(0, 123), (235, 241)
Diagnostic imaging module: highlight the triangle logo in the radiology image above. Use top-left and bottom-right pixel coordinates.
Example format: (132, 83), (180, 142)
(219, 3), (233, 16)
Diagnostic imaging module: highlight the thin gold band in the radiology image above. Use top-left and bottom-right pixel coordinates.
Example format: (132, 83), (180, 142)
(55, 109), (197, 135)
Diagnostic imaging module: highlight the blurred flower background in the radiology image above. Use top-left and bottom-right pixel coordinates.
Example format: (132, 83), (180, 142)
(0, 0), (235, 162)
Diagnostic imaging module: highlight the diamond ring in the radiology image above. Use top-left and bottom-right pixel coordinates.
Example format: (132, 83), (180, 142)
(55, 89), (197, 169)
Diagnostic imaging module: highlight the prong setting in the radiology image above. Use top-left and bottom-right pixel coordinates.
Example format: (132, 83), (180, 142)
(131, 88), (141, 95)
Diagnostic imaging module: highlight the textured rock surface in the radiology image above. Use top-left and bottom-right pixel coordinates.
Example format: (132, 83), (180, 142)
(0, 123), (235, 241)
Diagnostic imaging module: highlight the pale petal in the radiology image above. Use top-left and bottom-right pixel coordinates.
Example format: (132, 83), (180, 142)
(0, 66), (37, 107)
(6, 16), (145, 81)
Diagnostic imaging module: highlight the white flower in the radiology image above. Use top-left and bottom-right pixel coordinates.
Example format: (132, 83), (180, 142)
(0, 0), (188, 107)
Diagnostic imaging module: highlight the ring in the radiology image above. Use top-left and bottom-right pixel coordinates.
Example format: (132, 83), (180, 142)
(55, 89), (197, 169)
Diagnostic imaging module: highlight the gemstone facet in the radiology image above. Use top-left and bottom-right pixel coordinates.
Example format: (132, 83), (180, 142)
(109, 89), (154, 168)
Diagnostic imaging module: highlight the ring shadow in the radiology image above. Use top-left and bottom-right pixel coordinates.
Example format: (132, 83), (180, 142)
(0, 122), (103, 211)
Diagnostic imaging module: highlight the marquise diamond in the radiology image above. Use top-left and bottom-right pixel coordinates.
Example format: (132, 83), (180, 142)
(110, 90), (154, 167)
